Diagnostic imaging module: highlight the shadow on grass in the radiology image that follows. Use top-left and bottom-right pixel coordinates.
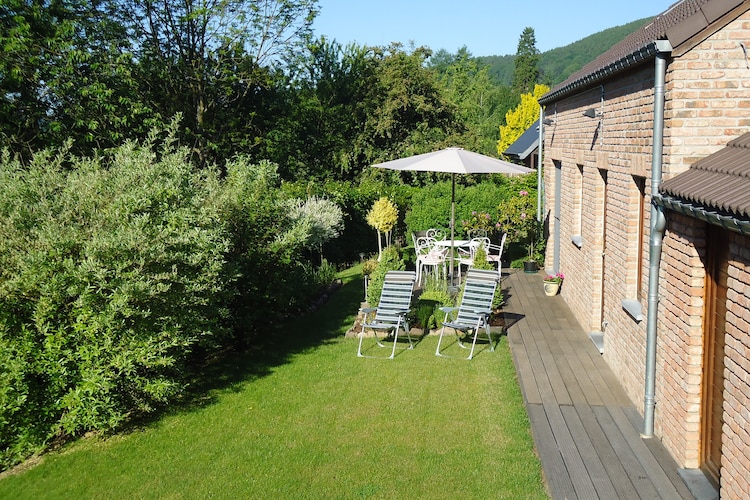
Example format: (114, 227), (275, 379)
(125, 267), (365, 431)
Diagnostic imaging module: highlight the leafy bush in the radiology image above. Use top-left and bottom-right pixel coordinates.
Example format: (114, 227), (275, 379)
(0, 135), (345, 471)
(414, 276), (455, 330)
(404, 179), (517, 239)
(0, 136), (233, 467)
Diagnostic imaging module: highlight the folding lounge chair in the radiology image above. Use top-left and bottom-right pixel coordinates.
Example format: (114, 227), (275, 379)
(435, 268), (498, 360)
(358, 271), (417, 359)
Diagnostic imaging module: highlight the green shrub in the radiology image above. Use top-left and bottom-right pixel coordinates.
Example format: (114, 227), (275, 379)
(0, 134), (346, 471)
(414, 276), (455, 330)
(0, 135), (234, 468)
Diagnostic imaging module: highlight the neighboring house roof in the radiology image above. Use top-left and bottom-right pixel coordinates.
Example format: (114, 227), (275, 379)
(504, 120), (539, 161)
(540, 0), (744, 104)
(660, 132), (750, 218)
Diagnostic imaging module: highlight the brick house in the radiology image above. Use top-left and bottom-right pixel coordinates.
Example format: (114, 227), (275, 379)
(537, 0), (750, 497)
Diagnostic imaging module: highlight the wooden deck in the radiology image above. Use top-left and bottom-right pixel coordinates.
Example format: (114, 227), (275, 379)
(502, 269), (695, 499)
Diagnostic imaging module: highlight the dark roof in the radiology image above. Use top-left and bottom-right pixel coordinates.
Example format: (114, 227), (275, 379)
(504, 120), (539, 160)
(540, 0), (745, 104)
(659, 132), (750, 217)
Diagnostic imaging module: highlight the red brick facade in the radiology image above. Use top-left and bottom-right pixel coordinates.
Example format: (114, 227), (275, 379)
(541, 7), (750, 497)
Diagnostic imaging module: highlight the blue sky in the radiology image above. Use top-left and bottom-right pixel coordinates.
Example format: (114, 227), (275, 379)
(313, 0), (671, 57)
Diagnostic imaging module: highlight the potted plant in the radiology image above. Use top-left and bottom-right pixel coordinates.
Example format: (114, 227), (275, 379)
(543, 272), (564, 296)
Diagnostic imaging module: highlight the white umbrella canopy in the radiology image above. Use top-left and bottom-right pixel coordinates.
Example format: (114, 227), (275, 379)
(372, 147), (535, 285)
(371, 147), (535, 175)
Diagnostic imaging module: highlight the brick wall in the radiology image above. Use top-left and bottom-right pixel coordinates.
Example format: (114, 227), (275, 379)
(658, 213), (706, 468)
(541, 9), (750, 493)
(721, 231), (750, 499)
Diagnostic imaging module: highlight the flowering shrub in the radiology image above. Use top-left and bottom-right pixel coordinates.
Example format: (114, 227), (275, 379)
(543, 272), (565, 283)
(497, 188), (538, 261)
(461, 210), (499, 237)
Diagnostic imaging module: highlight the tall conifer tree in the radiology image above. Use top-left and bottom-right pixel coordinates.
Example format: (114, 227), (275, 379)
(512, 27), (540, 95)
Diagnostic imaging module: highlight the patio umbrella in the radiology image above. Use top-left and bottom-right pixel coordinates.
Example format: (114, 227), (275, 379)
(372, 147), (534, 285)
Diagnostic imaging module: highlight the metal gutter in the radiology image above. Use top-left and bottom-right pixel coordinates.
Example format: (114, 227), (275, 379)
(643, 39), (672, 439)
(656, 195), (750, 235)
(539, 42), (663, 105)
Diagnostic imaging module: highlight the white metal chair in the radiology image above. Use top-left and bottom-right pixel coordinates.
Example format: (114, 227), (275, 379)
(456, 237), (490, 280)
(358, 271), (417, 359)
(415, 236), (447, 285)
(435, 268), (498, 360)
(486, 232), (507, 279)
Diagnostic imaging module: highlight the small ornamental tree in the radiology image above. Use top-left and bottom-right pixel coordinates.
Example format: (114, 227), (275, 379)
(366, 197), (398, 260)
(497, 84), (550, 156)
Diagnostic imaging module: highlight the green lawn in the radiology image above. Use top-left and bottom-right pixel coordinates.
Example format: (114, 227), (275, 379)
(0, 267), (546, 499)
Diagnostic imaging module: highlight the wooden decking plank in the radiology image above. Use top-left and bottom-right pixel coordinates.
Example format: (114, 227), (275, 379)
(507, 328), (542, 404)
(555, 334), (606, 406)
(537, 320), (573, 405)
(575, 344), (627, 406)
(608, 406), (689, 499)
(575, 404), (639, 499)
(552, 342), (588, 405)
(593, 405), (660, 499)
(503, 270), (691, 499)
(544, 402), (599, 499)
(622, 407), (695, 499)
(521, 296), (573, 406)
(527, 403), (576, 500)
(534, 333), (573, 406)
(516, 319), (559, 403)
(560, 404), (619, 499)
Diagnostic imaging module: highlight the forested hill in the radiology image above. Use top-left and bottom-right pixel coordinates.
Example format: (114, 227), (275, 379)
(476, 17), (652, 86)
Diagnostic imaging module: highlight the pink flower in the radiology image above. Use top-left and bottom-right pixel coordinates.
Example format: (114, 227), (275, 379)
(519, 190), (528, 196)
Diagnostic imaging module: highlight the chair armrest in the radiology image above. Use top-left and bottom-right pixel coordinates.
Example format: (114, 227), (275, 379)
(360, 307), (377, 313)
(439, 306), (459, 313)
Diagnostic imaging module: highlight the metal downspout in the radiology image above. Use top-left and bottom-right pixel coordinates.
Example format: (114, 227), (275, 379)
(643, 40), (671, 438)
(538, 105), (544, 223)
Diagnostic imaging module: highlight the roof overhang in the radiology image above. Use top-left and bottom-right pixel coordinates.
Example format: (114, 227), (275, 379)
(655, 194), (750, 235)
(540, 40), (672, 105)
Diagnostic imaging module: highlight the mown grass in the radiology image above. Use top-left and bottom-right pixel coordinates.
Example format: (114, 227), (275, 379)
(0, 266), (546, 499)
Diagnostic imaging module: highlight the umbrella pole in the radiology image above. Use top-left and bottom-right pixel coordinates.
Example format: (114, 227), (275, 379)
(450, 174), (456, 287)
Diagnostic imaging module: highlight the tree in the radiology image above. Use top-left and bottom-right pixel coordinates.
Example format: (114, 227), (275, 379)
(263, 38), (378, 180)
(121, 0), (319, 164)
(366, 197), (398, 260)
(512, 27), (540, 95)
(354, 44), (461, 168)
(0, 0), (155, 157)
(497, 84), (549, 155)
(430, 46), (507, 156)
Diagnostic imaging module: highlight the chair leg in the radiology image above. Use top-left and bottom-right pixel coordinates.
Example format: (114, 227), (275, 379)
(389, 325), (399, 359)
(468, 328), (479, 360)
(435, 324), (447, 356)
(357, 326), (366, 357)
